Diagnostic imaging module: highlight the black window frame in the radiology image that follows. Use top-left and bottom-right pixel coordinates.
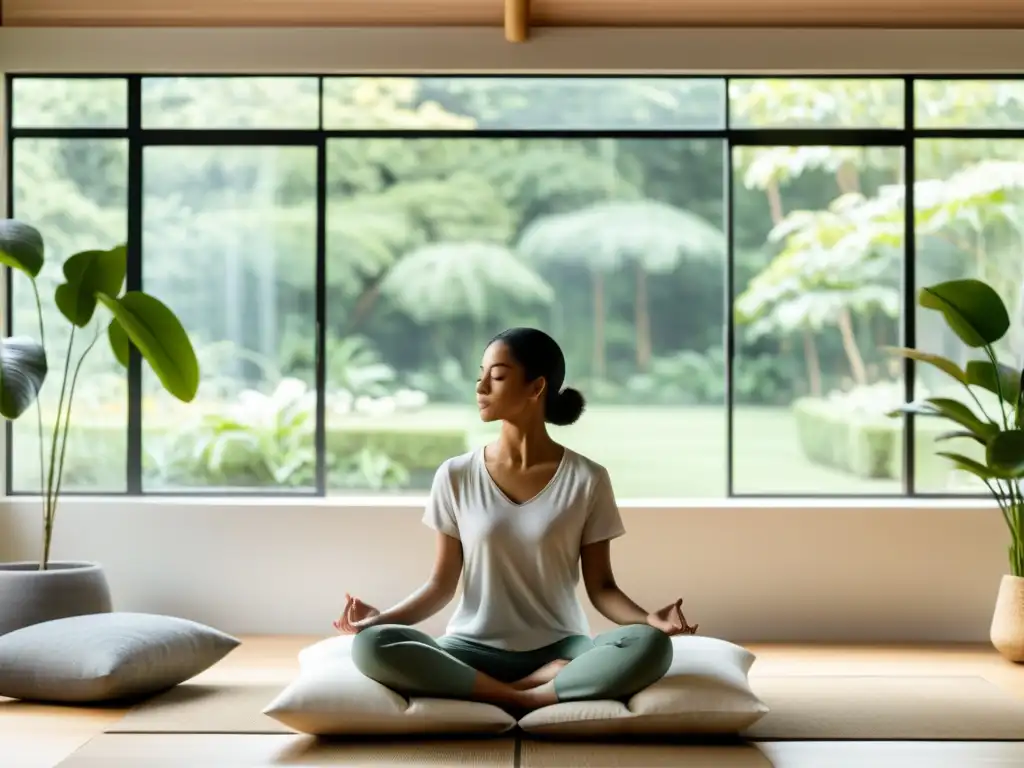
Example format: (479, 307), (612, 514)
(5, 72), (1022, 499)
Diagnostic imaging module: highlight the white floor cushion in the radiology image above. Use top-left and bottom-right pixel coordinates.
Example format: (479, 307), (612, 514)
(517, 635), (769, 736)
(262, 636), (516, 736)
(296, 634), (356, 668)
(0, 612), (239, 703)
(268, 633), (766, 737)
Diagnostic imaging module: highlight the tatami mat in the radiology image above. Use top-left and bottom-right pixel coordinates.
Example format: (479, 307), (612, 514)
(58, 734), (516, 767)
(104, 675), (1024, 741)
(521, 741), (772, 767)
(755, 740), (1024, 768)
(522, 740), (1024, 768)
(55, 735), (1024, 768)
(106, 684), (292, 734)
(747, 675), (1024, 739)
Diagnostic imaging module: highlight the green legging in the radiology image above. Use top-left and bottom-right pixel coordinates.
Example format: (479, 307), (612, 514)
(351, 623), (673, 702)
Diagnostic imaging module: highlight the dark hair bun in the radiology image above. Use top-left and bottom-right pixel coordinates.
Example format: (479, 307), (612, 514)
(546, 387), (586, 427)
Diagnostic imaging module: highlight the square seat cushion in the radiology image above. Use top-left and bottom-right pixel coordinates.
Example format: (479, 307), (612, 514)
(0, 612), (240, 703)
(264, 634), (766, 737)
(518, 635), (769, 735)
(262, 635), (516, 736)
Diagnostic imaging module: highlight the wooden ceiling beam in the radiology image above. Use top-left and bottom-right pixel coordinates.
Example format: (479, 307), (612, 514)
(5, 0), (1024, 28)
(505, 0), (529, 43)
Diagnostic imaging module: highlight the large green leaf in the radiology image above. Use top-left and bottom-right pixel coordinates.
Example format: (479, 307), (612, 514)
(1017, 369), (1024, 430)
(987, 431), (1024, 478)
(937, 451), (1004, 481)
(0, 220), (44, 278)
(97, 291), (199, 403)
(108, 320), (130, 369)
(54, 246), (127, 327)
(890, 397), (998, 440)
(936, 430), (986, 446)
(885, 346), (966, 384)
(0, 336), (47, 419)
(919, 279), (1010, 348)
(966, 360), (1021, 404)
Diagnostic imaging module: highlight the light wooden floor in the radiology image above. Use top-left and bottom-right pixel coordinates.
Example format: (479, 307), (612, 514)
(2, 637), (1023, 768)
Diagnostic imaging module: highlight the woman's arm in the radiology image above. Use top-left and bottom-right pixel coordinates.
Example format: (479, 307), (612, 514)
(363, 532), (463, 628)
(580, 539), (651, 625)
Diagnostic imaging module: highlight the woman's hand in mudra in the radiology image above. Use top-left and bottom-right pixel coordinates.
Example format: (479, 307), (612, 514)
(646, 598), (698, 636)
(333, 593), (381, 634)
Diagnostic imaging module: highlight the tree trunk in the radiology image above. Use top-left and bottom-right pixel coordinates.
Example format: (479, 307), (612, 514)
(341, 279), (385, 336)
(836, 161), (861, 195)
(635, 264), (651, 371)
(766, 178), (822, 395)
(592, 268), (606, 380)
(803, 329), (822, 397)
(765, 179), (785, 224)
(837, 308), (869, 387)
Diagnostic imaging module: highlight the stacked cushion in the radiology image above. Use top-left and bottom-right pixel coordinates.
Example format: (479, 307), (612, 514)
(519, 635), (768, 735)
(264, 633), (767, 736)
(263, 635), (516, 735)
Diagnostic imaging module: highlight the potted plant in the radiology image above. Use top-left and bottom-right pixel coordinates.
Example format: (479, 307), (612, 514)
(888, 278), (1024, 662)
(0, 219), (199, 636)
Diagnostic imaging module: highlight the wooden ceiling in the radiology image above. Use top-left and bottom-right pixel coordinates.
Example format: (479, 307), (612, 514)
(4, 0), (1024, 28)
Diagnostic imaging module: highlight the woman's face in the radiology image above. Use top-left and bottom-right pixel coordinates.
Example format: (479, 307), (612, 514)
(476, 341), (546, 423)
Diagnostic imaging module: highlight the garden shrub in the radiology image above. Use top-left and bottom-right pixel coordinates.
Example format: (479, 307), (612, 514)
(325, 425), (467, 478)
(792, 395), (962, 481)
(34, 424), (127, 490)
(31, 422), (468, 491)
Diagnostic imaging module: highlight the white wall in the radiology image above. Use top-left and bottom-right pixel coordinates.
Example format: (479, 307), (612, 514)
(0, 497), (1010, 642)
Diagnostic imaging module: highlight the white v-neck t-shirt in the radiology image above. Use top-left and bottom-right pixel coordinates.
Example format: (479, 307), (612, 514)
(422, 446), (626, 652)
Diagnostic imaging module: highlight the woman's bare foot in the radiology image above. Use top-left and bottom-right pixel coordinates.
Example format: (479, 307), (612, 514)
(467, 670), (560, 712)
(514, 680), (559, 711)
(510, 659), (570, 690)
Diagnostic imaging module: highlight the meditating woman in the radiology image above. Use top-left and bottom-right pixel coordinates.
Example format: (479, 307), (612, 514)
(335, 327), (698, 712)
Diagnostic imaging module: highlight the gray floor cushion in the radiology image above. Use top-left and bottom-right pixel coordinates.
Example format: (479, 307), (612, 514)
(0, 612), (240, 703)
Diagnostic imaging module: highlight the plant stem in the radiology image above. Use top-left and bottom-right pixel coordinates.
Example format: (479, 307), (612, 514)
(35, 400), (46, 565)
(975, 344), (1020, 573)
(984, 344), (1010, 431)
(41, 327), (75, 572)
(30, 281), (49, 570)
(960, 383), (995, 425)
(31, 280), (46, 355)
(1004, 481), (1020, 541)
(989, 476), (1024, 577)
(983, 478), (1016, 535)
(51, 326), (101, 509)
(1010, 481), (1024, 577)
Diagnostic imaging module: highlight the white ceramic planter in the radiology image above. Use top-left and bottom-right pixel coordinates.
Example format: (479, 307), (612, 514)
(990, 574), (1024, 663)
(0, 561), (113, 636)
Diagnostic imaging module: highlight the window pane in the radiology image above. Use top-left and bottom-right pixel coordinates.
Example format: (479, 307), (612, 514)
(732, 144), (905, 494)
(322, 77), (725, 130)
(12, 78), (127, 128)
(142, 78), (320, 129)
(141, 146), (317, 491)
(729, 79), (904, 128)
(915, 80), (1024, 128)
(10, 138), (129, 492)
(326, 136), (727, 498)
(913, 139), (1024, 493)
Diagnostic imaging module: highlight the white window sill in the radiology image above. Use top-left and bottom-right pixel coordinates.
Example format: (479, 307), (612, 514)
(0, 494), (999, 511)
